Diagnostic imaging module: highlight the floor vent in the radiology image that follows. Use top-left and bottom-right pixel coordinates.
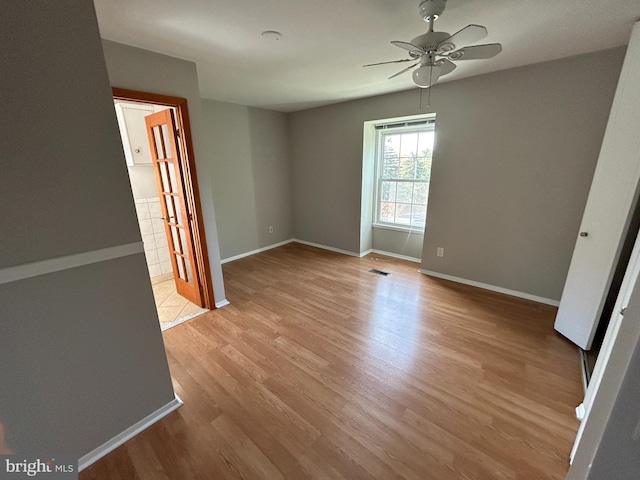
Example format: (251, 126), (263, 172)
(369, 269), (389, 276)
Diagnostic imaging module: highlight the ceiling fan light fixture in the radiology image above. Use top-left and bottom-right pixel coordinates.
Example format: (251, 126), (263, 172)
(412, 64), (443, 88)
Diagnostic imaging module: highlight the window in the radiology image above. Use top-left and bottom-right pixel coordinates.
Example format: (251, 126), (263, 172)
(375, 119), (435, 230)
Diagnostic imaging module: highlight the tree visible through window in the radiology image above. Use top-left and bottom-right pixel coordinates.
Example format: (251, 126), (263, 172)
(376, 123), (434, 229)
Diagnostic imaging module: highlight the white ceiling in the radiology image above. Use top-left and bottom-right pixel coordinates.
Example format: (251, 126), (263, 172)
(94, 0), (640, 112)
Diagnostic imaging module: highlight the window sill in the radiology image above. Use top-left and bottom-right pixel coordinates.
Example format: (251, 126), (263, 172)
(372, 223), (425, 234)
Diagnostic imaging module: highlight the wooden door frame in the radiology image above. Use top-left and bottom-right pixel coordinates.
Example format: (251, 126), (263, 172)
(113, 87), (215, 310)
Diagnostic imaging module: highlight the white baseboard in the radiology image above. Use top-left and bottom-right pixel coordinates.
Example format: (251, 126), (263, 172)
(370, 249), (421, 264)
(215, 299), (231, 308)
(290, 241), (421, 263)
(221, 239), (410, 263)
(419, 269), (560, 306)
(293, 239), (362, 258)
(220, 239), (294, 264)
(78, 394), (183, 472)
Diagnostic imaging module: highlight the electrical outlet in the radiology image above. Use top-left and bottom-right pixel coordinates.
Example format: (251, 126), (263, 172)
(437, 247), (444, 257)
(268, 226), (274, 233)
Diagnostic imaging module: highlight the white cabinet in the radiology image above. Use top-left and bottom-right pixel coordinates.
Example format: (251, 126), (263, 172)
(114, 102), (155, 166)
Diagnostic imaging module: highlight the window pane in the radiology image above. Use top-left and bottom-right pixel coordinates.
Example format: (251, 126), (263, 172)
(174, 197), (184, 226)
(382, 134), (400, 178)
(412, 205), (427, 227)
(398, 156), (415, 179)
(381, 181), (397, 202)
(384, 135), (400, 158)
(416, 156), (431, 180)
(179, 228), (188, 256)
(376, 122), (435, 230)
(380, 202), (395, 223)
(400, 133), (419, 158)
(165, 194), (175, 220)
(185, 258), (193, 284)
(171, 226), (181, 254)
(176, 254), (186, 280)
(168, 162), (178, 194)
(395, 204), (411, 225)
(418, 131), (434, 155)
(152, 126), (164, 160)
(397, 183), (413, 203)
(413, 182), (429, 205)
(162, 124), (173, 159)
(382, 158), (398, 179)
(159, 162), (171, 192)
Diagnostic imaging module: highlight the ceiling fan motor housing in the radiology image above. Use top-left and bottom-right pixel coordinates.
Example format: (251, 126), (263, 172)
(411, 31), (450, 52)
(419, 0), (448, 22)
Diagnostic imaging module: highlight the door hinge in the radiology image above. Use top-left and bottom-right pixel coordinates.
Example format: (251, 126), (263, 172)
(620, 307), (627, 316)
(175, 129), (181, 137)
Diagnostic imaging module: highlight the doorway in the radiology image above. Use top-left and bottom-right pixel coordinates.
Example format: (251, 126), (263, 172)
(112, 88), (215, 329)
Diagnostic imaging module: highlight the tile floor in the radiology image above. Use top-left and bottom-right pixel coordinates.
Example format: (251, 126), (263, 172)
(151, 273), (208, 330)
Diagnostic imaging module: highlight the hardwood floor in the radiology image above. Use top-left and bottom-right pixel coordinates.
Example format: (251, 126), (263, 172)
(80, 243), (582, 479)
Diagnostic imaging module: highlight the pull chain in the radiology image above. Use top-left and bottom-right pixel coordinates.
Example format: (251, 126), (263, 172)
(419, 86), (433, 110)
(419, 67), (434, 110)
(427, 63), (434, 107)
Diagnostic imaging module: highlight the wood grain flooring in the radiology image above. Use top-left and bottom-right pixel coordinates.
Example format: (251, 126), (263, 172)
(80, 242), (582, 479)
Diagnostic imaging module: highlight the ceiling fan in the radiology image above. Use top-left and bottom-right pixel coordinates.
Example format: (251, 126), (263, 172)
(365, 0), (502, 88)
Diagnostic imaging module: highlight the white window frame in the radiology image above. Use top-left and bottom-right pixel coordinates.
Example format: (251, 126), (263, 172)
(373, 117), (435, 232)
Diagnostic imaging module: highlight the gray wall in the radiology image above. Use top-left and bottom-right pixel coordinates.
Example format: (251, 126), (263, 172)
(372, 228), (424, 260)
(291, 103), (367, 252)
(0, 0), (174, 455)
(203, 100), (292, 260)
(101, 40), (227, 303)
(289, 47), (626, 301)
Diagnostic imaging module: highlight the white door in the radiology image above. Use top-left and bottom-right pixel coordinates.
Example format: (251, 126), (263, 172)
(554, 29), (640, 350)
(570, 228), (640, 462)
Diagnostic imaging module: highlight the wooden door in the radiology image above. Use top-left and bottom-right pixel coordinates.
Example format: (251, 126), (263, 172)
(145, 109), (202, 306)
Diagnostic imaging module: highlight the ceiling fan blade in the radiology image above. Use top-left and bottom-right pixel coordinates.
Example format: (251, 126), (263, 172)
(438, 58), (457, 76)
(448, 43), (502, 60)
(388, 62), (420, 79)
(363, 58), (417, 67)
(438, 24), (488, 52)
(391, 41), (424, 56)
